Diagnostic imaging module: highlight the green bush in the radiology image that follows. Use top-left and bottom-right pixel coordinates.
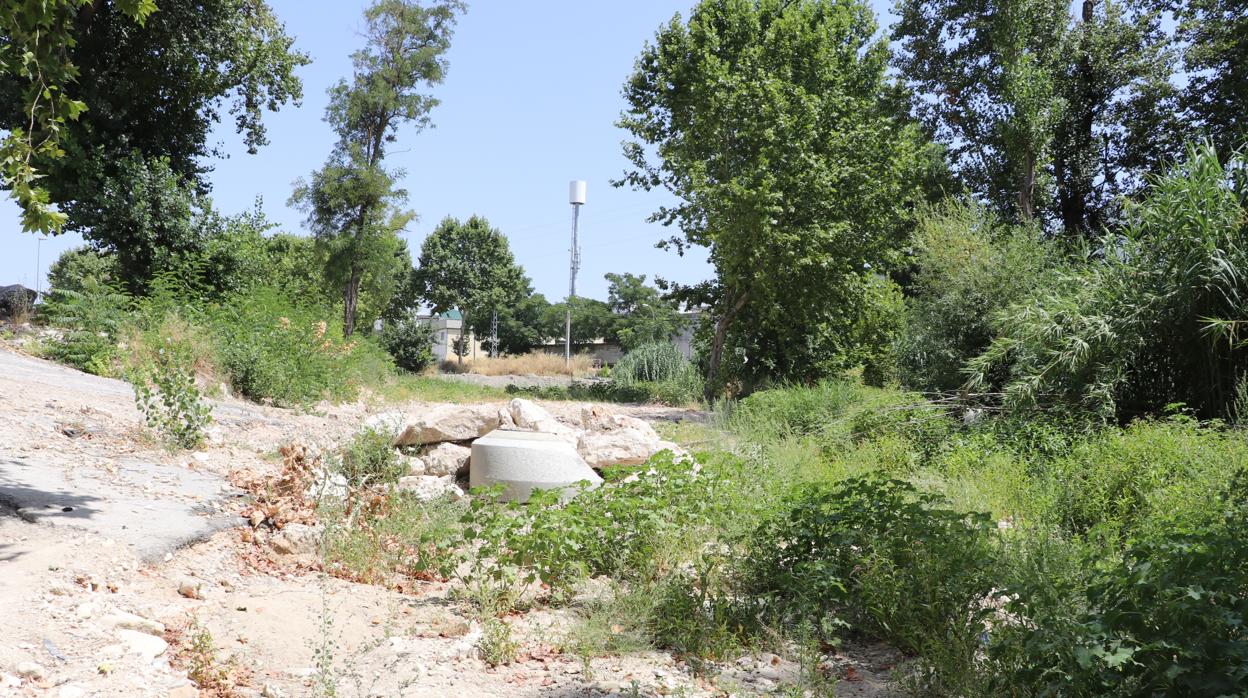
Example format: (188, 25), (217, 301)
(1043, 417), (1246, 543)
(381, 319), (436, 373)
(744, 474), (997, 685)
(967, 145), (1248, 420)
(130, 336), (213, 450)
(848, 393), (957, 463)
(992, 473), (1248, 696)
(897, 200), (1054, 393)
(729, 381), (865, 438)
(208, 288), (391, 406)
(333, 427), (405, 489)
(322, 491), (464, 584)
(40, 275), (132, 375)
(613, 342), (692, 384)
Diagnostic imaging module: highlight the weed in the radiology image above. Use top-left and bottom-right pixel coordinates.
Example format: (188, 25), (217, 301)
(130, 335), (213, 450)
(332, 427), (404, 489)
(479, 618), (519, 667)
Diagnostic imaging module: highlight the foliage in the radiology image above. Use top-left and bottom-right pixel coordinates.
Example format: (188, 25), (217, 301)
(897, 200), (1055, 392)
(0, 0), (155, 233)
(380, 318), (436, 373)
(543, 296), (615, 346)
(413, 215), (529, 357)
(130, 336), (213, 450)
(892, 0), (1178, 234)
(333, 427), (404, 489)
(605, 273), (684, 351)
(992, 472), (1248, 697)
(729, 381), (866, 439)
(617, 0), (946, 396)
(292, 0), (463, 336)
(208, 287), (390, 406)
(1167, 0), (1248, 158)
(744, 475), (998, 687)
(612, 342), (692, 385)
(46, 247), (121, 296)
(322, 491), (464, 585)
(40, 275), (132, 375)
(967, 145), (1248, 419)
(850, 274), (906, 387)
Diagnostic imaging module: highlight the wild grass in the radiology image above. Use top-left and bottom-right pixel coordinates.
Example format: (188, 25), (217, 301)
(370, 373), (509, 403)
(441, 351), (595, 377)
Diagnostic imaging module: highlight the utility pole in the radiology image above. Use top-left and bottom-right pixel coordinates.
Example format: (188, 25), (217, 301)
(566, 180), (586, 371)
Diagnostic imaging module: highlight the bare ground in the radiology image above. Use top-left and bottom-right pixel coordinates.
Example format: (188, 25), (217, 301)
(0, 345), (903, 697)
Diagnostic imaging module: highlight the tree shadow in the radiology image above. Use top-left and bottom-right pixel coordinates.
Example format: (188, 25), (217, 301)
(0, 457), (103, 523)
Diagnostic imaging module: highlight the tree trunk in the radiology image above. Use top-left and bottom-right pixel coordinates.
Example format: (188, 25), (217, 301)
(1019, 150), (1037, 221)
(704, 289), (750, 401)
(343, 266), (362, 337)
(458, 309), (468, 365)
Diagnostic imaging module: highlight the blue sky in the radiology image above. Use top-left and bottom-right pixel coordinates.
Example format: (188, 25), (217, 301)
(1, 0), (895, 302)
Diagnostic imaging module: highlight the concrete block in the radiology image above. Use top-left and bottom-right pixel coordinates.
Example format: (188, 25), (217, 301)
(469, 429), (602, 503)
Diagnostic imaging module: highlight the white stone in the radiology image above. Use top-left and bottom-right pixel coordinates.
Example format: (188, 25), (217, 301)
(470, 429), (602, 502)
(58, 685), (88, 698)
(420, 442), (472, 477)
(391, 404), (502, 445)
(577, 413), (664, 468)
(101, 610), (165, 636)
(397, 475), (464, 501)
(507, 399), (577, 441)
(401, 453), (427, 476)
(14, 662), (44, 681)
(116, 628), (168, 660)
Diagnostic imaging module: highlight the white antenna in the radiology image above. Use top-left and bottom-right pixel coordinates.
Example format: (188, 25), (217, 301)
(566, 180), (586, 370)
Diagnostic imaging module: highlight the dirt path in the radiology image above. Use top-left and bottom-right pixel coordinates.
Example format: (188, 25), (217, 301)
(0, 348), (901, 697)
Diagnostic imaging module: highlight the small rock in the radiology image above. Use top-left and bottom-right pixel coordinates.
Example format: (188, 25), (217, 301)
(268, 534), (296, 555)
(261, 682), (287, 698)
(595, 680), (623, 693)
(116, 628), (168, 660)
(177, 578), (202, 599)
(14, 662), (45, 681)
(167, 685), (198, 698)
(58, 685), (87, 698)
(101, 611), (165, 636)
(397, 475), (464, 502)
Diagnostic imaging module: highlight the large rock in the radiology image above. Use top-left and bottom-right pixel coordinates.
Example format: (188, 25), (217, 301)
(421, 442), (471, 477)
(387, 404), (503, 446)
(576, 407), (665, 468)
(470, 430), (601, 502)
(507, 399), (577, 443)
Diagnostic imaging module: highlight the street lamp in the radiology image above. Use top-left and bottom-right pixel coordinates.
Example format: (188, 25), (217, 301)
(35, 236), (47, 301)
(566, 180), (586, 370)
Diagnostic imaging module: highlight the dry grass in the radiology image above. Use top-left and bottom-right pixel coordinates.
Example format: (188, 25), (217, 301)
(441, 351), (595, 377)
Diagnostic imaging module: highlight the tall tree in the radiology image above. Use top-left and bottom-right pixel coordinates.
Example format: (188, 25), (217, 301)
(292, 0), (463, 336)
(892, 0), (1178, 236)
(0, 0), (306, 235)
(1165, 0), (1248, 156)
(605, 272), (684, 351)
(618, 0), (945, 395)
(413, 215), (528, 363)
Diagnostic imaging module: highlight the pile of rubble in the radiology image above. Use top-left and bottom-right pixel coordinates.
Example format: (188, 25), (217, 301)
(365, 398), (683, 500)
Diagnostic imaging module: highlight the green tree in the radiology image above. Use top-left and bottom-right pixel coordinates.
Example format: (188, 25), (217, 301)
(0, 0), (306, 235)
(605, 272), (684, 351)
(0, 0), (156, 233)
(892, 0), (1178, 235)
(1165, 0), (1248, 156)
(414, 215), (528, 363)
(618, 0), (945, 395)
(291, 0), (463, 337)
(544, 297), (614, 346)
(483, 290), (553, 356)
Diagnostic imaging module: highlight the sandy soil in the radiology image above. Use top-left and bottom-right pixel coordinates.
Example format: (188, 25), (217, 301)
(0, 342), (903, 698)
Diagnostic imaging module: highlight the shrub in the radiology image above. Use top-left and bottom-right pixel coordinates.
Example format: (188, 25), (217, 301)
(847, 392), (957, 463)
(897, 200), (1054, 393)
(744, 474), (997, 686)
(992, 473), (1248, 696)
(729, 381), (865, 438)
(130, 336), (213, 450)
(208, 288), (390, 406)
(967, 145), (1248, 420)
(380, 319), (436, 373)
(322, 491), (463, 584)
(1043, 417), (1246, 543)
(333, 427), (404, 489)
(613, 342), (697, 386)
(40, 275), (132, 375)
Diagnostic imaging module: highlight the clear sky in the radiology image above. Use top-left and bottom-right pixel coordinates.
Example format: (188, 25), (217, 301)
(0, 0), (895, 302)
